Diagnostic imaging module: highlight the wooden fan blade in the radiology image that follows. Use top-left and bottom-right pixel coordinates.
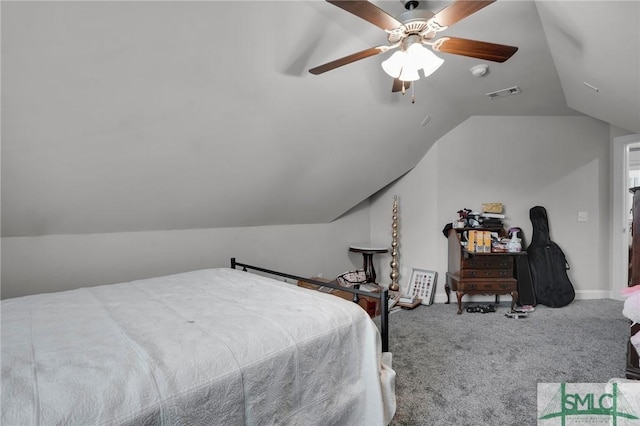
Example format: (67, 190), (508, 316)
(433, 37), (518, 63)
(309, 46), (384, 75)
(391, 78), (410, 93)
(327, 0), (402, 31)
(432, 0), (495, 28)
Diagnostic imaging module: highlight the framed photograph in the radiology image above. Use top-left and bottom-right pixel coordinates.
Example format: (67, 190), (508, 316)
(406, 268), (438, 305)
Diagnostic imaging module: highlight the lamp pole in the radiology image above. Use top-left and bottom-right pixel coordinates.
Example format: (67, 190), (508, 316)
(389, 195), (400, 292)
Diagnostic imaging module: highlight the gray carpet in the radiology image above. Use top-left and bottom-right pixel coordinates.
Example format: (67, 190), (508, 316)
(383, 299), (629, 425)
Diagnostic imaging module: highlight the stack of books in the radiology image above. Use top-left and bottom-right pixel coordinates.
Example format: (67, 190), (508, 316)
(480, 212), (505, 228)
(399, 294), (417, 304)
(396, 294), (422, 309)
(480, 203), (505, 227)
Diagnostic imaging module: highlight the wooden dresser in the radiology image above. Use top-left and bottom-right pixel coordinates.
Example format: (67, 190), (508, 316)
(445, 227), (519, 314)
(627, 187), (640, 379)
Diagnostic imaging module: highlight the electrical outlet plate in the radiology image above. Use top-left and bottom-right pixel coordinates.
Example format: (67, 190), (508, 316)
(578, 211), (588, 222)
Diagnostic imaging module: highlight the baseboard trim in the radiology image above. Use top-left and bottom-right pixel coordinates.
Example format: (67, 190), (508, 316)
(576, 289), (612, 300)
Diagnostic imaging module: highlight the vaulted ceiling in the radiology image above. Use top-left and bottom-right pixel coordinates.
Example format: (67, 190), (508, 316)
(2, 1), (638, 237)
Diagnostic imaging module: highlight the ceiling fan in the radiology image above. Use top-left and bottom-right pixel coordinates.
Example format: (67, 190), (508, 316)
(308, 0), (519, 93)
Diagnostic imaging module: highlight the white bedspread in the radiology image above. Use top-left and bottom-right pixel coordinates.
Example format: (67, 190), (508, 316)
(2, 268), (395, 425)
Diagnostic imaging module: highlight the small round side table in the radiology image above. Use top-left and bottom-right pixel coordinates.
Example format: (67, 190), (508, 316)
(349, 245), (389, 284)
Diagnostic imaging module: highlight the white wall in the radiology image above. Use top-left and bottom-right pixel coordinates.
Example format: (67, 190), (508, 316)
(2, 115), (613, 301)
(370, 115), (611, 302)
(1, 201), (371, 299)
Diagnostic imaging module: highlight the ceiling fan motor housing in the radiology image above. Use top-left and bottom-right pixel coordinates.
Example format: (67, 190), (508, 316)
(388, 9), (438, 44)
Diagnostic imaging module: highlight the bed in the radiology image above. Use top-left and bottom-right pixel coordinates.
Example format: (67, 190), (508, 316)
(1, 259), (395, 425)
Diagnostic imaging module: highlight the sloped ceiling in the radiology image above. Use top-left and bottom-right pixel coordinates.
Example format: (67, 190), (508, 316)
(536, 1), (639, 133)
(1, 1), (638, 237)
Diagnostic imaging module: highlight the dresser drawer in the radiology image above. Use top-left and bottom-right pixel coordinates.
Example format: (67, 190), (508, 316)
(459, 269), (513, 278)
(462, 256), (513, 269)
(456, 279), (516, 293)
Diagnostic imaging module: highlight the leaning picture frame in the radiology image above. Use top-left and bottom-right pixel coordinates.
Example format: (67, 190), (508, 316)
(406, 268), (438, 305)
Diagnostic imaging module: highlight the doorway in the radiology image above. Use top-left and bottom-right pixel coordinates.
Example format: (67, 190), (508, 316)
(612, 134), (640, 299)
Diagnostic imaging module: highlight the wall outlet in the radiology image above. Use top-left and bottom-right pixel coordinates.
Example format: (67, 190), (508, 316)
(578, 211), (588, 222)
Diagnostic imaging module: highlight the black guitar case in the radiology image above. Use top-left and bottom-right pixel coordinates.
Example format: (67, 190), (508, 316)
(507, 227), (537, 306)
(526, 206), (575, 307)
(515, 253), (537, 307)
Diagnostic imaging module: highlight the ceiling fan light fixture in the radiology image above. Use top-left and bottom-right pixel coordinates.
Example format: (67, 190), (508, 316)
(381, 51), (406, 78)
(413, 45), (444, 77)
(399, 66), (420, 82)
(382, 41), (444, 81)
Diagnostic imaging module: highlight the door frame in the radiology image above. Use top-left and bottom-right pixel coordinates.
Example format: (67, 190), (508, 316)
(612, 134), (640, 299)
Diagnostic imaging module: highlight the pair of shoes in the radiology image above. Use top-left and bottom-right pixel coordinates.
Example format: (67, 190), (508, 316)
(465, 304), (495, 313)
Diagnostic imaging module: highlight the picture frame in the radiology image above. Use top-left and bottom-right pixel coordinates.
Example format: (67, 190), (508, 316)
(405, 268), (438, 305)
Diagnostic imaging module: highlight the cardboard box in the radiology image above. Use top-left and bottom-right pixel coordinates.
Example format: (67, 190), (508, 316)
(483, 231), (492, 253)
(468, 230), (477, 252)
(482, 203), (503, 214)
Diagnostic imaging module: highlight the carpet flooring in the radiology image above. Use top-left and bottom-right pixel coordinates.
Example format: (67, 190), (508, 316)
(384, 299), (629, 425)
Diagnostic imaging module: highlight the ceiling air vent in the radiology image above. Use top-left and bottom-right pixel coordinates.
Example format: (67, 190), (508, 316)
(486, 86), (522, 100)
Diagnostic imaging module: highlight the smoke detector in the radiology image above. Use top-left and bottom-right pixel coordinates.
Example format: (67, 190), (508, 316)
(470, 64), (489, 77)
